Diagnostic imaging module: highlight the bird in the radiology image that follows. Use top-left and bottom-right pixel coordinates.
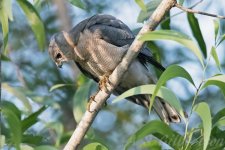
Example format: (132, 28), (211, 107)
(48, 14), (180, 123)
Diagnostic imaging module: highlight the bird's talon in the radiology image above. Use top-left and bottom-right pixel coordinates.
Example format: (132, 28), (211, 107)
(99, 74), (110, 93)
(87, 95), (97, 112)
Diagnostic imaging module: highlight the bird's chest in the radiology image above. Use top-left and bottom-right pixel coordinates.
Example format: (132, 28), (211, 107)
(75, 31), (126, 79)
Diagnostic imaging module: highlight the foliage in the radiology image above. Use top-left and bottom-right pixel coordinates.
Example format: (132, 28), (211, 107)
(1, 0), (225, 150)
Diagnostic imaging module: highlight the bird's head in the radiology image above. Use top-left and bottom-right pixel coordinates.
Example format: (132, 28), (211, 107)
(48, 32), (75, 68)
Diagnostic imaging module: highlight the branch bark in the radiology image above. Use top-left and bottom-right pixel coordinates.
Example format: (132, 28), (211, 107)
(64, 0), (176, 149)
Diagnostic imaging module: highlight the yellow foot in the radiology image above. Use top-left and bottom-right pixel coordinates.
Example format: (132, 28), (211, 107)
(99, 74), (111, 93)
(87, 95), (97, 113)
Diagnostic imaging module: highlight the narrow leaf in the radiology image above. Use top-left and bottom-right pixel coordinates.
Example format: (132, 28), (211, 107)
(139, 30), (204, 66)
(216, 34), (225, 47)
(213, 19), (219, 41)
(21, 106), (47, 132)
(194, 102), (212, 150)
(2, 83), (32, 112)
(200, 75), (225, 97)
(149, 65), (195, 112)
(17, 0), (45, 50)
(49, 84), (73, 92)
(2, 107), (22, 149)
(140, 140), (161, 150)
(68, 0), (85, 9)
(125, 120), (183, 150)
(161, 12), (170, 30)
(2, 101), (21, 120)
(1, 53), (11, 61)
(212, 108), (225, 125)
(187, 13), (207, 58)
(113, 84), (185, 119)
(137, 0), (161, 23)
(135, 0), (147, 12)
(210, 46), (221, 71)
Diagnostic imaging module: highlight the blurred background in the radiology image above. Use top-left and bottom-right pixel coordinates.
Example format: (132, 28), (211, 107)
(1, 0), (225, 149)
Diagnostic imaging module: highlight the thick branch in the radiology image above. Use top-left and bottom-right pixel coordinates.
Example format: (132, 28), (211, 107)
(175, 3), (225, 19)
(63, 0), (176, 149)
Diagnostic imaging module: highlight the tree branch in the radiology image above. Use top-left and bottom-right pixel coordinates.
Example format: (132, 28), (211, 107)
(175, 3), (225, 19)
(63, 0), (176, 149)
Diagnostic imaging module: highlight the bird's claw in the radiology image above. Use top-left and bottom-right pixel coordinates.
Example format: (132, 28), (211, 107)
(99, 74), (111, 93)
(87, 95), (97, 113)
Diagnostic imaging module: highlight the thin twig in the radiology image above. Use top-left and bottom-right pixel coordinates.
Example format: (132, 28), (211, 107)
(175, 3), (225, 19)
(63, 0), (177, 149)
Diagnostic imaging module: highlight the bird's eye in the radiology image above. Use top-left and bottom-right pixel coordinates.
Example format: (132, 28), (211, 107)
(56, 53), (62, 59)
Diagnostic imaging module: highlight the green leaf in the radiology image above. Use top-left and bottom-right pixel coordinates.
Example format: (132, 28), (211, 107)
(187, 13), (207, 58)
(212, 108), (225, 125)
(113, 84), (185, 119)
(46, 122), (63, 147)
(216, 34), (225, 47)
(83, 142), (108, 150)
(213, 19), (219, 41)
(161, 12), (170, 30)
(125, 120), (183, 150)
(2, 101), (21, 120)
(0, 135), (5, 149)
(137, 0), (161, 23)
(149, 65), (195, 112)
(210, 46), (221, 71)
(21, 106), (47, 132)
(200, 75), (225, 97)
(17, 0), (45, 50)
(73, 79), (96, 122)
(135, 0), (147, 12)
(140, 140), (161, 150)
(2, 83), (32, 112)
(1, 53), (11, 61)
(214, 117), (225, 128)
(0, 0), (13, 53)
(68, 0), (85, 9)
(49, 84), (73, 92)
(139, 30), (204, 66)
(34, 145), (58, 150)
(194, 102), (212, 150)
(22, 134), (43, 145)
(2, 106), (22, 149)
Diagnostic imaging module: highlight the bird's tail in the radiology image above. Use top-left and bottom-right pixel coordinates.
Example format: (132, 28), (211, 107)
(153, 98), (181, 124)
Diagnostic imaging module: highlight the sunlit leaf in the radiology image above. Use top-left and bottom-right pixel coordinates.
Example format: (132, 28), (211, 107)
(187, 13), (207, 58)
(49, 84), (74, 92)
(194, 102), (212, 150)
(214, 117), (225, 128)
(83, 142), (108, 150)
(34, 145), (58, 150)
(0, 0), (13, 53)
(17, 0), (45, 50)
(113, 84), (185, 119)
(140, 140), (161, 150)
(149, 65), (195, 112)
(2, 83), (32, 112)
(125, 120), (183, 150)
(137, 0), (161, 23)
(2, 106), (22, 149)
(0, 135), (5, 149)
(21, 106), (47, 132)
(135, 0), (147, 11)
(20, 144), (34, 150)
(139, 30), (204, 66)
(200, 75), (225, 97)
(68, 0), (85, 9)
(210, 46), (221, 71)
(213, 19), (219, 41)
